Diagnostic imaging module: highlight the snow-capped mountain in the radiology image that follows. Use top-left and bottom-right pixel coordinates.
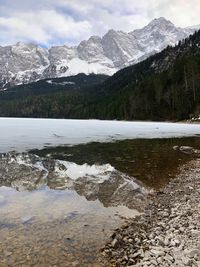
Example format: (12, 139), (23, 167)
(0, 17), (199, 89)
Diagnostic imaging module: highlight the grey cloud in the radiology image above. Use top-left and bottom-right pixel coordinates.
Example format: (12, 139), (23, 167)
(0, 0), (200, 46)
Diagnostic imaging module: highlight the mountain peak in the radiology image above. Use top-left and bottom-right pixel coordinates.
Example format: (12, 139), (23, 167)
(16, 41), (26, 46)
(88, 35), (102, 42)
(152, 17), (170, 22)
(0, 17), (198, 89)
(105, 29), (118, 36)
(147, 17), (175, 28)
(14, 42), (38, 50)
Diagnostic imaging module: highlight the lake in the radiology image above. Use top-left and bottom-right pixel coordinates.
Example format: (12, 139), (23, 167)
(0, 118), (199, 266)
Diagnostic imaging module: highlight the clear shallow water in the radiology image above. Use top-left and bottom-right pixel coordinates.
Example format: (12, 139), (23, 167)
(0, 186), (139, 266)
(0, 118), (200, 266)
(0, 152), (145, 267)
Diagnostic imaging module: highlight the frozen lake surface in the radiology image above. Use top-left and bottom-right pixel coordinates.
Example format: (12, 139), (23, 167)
(0, 118), (200, 153)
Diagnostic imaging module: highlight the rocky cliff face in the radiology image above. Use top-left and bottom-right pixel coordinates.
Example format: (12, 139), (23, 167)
(0, 17), (198, 89)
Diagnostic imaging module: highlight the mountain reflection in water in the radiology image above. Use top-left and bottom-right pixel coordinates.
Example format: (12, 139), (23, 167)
(0, 136), (200, 266)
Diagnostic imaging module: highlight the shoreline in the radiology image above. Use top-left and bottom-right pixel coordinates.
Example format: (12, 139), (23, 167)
(101, 159), (200, 266)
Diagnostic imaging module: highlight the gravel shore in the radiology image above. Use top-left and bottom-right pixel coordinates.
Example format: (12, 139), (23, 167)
(101, 159), (200, 267)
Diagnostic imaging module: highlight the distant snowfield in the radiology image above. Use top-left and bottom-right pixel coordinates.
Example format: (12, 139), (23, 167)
(0, 118), (200, 153)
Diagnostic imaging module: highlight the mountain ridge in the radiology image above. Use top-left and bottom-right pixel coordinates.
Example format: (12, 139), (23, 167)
(0, 17), (199, 89)
(1, 28), (200, 121)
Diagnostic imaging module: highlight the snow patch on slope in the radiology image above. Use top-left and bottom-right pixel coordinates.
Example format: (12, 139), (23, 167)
(0, 17), (199, 88)
(66, 58), (116, 76)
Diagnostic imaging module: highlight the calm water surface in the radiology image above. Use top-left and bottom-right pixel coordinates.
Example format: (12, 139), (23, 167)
(0, 119), (200, 266)
(33, 137), (200, 189)
(0, 186), (139, 266)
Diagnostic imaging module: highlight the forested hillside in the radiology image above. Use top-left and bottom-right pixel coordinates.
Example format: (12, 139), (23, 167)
(0, 31), (200, 121)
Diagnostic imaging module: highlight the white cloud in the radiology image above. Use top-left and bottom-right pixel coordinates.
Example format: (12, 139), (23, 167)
(0, 9), (92, 46)
(0, 0), (200, 46)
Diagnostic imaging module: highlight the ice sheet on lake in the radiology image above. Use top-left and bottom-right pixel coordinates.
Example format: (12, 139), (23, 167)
(0, 118), (200, 153)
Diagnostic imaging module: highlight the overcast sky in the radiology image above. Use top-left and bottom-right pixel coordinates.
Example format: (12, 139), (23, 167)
(0, 0), (200, 47)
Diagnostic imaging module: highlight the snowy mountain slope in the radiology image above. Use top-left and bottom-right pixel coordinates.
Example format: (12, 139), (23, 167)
(0, 17), (199, 89)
